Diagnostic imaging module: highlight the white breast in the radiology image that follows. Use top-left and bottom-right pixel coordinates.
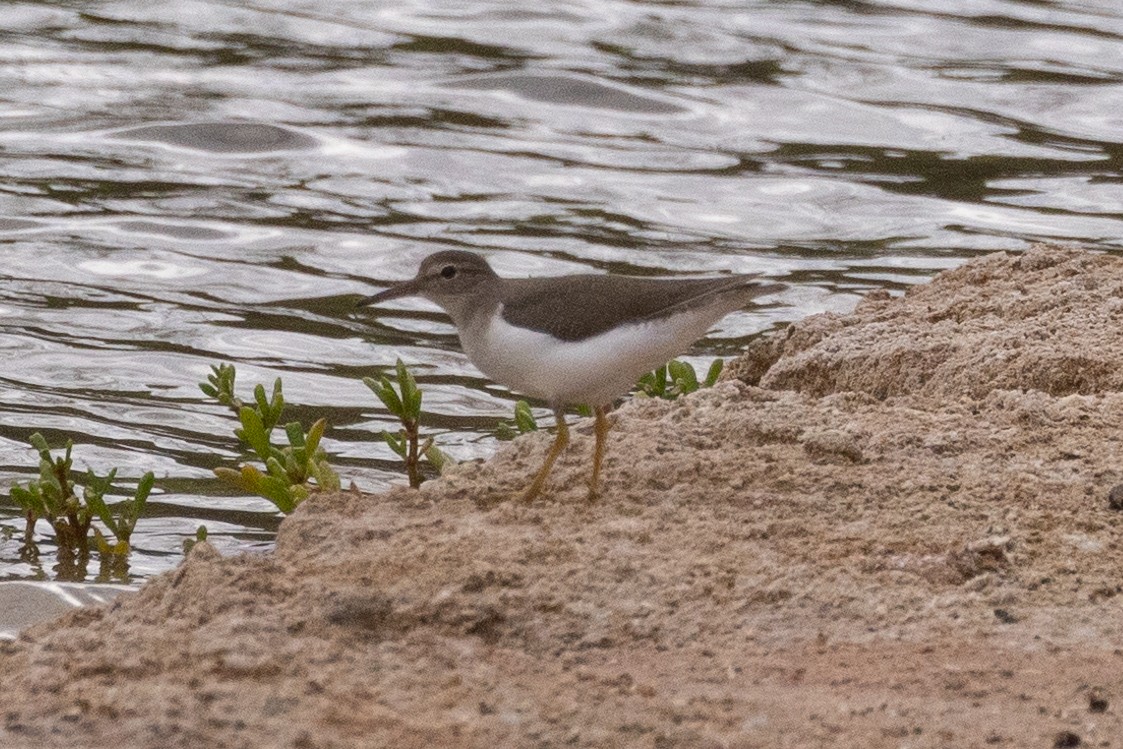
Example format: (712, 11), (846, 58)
(459, 303), (731, 407)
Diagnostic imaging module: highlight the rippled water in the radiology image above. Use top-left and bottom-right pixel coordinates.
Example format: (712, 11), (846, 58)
(1, 0), (1121, 581)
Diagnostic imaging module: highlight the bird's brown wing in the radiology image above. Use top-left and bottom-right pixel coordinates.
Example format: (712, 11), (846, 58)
(499, 274), (783, 342)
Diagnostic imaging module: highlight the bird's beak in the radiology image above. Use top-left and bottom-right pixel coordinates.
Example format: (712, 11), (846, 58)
(359, 276), (425, 307)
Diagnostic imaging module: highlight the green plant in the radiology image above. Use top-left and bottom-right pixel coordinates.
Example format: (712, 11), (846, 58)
(201, 364), (340, 513)
(9, 435), (87, 555)
(496, 400), (539, 441)
(87, 469), (154, 556)
(364, 359), (453, 487)
(7, 433), (154, 580)
(493, 359), (726, 436)
(637, 358), (724, 400)
(494, 359), (723, 435)
(183, 524), (208, 555)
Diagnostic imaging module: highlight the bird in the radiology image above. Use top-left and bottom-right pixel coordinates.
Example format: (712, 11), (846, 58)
(362, 250), (784, 503)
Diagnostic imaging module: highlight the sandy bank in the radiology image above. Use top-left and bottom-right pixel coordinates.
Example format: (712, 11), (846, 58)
(2, 245), (1122, 748)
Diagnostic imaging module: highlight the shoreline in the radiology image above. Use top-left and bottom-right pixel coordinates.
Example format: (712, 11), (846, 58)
(3, 244), (1122, 747)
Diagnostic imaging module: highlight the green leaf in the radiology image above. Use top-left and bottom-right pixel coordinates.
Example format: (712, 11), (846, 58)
(395, 359), (424, 418)
(255, 475), (298, 514)
(640, 365), (668, 397)
(238, 406), (272, 460)
(704, 358), (724, 387)
(94, 525), (130, 555)
(286, 483), (310, 509)
(83, 473), (118, 535)
(308, 458), (340, 491)
(135, 472), (155, 504)
(425, 444), (456, 474)
(254, 383), (270, 418)
(39, 459), (63, 495)
(84, 466), (118, 496)
(283, 451), (302, 482)
(214, 466), (247, 489)
(264, 455), (288, 480)
(215, 465), (295, 513)
(395, 359), (413, 407)
(183, 523), (208, 555)
(29, 433), (50, 461)
(372, 375), (403, 415)
(668, 360), (698, 394)
(216, 363), (234, 390)
(285, 421), (305, 448)
(304, 418), (326, 458)
(10, 486), (47, 517)
(270, 377), (284, 414)
(266, 444), (287, 467)
(408, 387), (422, 418)
(381, 430), (407, 458)
(202, 364), (240, 410)
(9, 486), (30, 508)
(514, 400), (538, 433)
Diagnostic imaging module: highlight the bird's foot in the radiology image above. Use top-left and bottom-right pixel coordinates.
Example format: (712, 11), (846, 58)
(518, 480), (546, 504)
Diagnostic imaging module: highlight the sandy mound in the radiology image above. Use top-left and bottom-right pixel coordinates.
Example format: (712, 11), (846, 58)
(729, 245), (1123, 399)
(3, 244), (1123, 748)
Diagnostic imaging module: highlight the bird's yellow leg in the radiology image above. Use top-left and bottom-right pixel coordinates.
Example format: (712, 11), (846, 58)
(587, 405), (610, 502)
(520, 408), (568, 503)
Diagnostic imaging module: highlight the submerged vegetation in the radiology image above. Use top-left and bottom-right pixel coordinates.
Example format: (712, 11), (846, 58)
(7, 433), (154, 582)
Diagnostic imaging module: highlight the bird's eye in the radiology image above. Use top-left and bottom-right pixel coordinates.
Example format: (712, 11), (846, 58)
(440, 265), (457, 279)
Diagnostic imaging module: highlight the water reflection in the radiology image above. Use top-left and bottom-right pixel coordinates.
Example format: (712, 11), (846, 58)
(1, 0), (1123, 581)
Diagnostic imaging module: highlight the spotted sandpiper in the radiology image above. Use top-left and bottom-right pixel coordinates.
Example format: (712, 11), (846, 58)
(363, 250), (783, 502)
